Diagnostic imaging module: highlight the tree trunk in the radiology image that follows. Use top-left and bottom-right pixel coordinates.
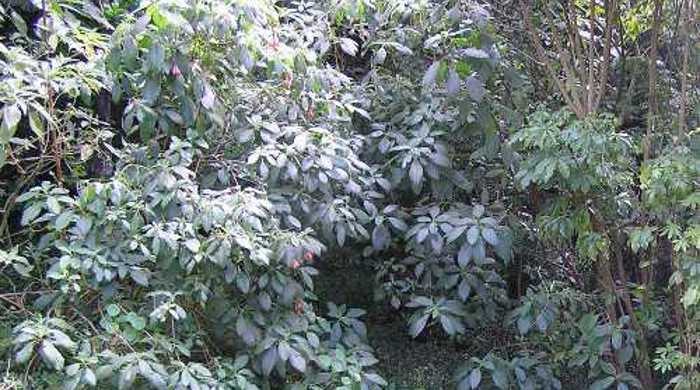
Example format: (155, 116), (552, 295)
(678, 0), (691, 140)
(613, 238), (654, 389)
(645, 0), (663, 160)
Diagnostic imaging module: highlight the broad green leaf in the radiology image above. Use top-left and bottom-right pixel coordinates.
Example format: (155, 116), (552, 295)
(55, 211), (74, 230)
(469, 368), (482, 389)
(466, 76), (486, 102)
(409, 160), (423, 194)
(467, 225), (480, 245)
(446, 67), (461, 95)
(21, 204), (42, 226)
(39, 341), (64, 371)
(339, 38), (358, 56)
(262, 347), (277, 376)
(457, 243), (472, 267)
(28, 110), (44, 140)
(408, 314), (429, 338)
(83, 367), (97, 386)
(590, 376), (615, 390)
(289, 352), (306, 373)
(1, 103), (21, 143)
(482, 228), (499, 246)
(47, 197), (61, 214)
(15, 341), (35, 364)
(423, 61), (441, 89)
(458, 279), (471, 301)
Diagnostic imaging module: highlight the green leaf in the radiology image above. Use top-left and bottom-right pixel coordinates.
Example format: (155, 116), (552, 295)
(147, 43), (165, 71)
(439, 314), (464, 335)
(118, 365), (136, 389)
(130, 269), (149, 286)
(423, 61), (441, 89)
(106, 304), (120, 317)
(83, 367), (97, 386)
(236, 315), (257, 346)
(39, 341), (64, 371)
(289, 352), (306, 373)
(1, 103), (22, 143)
(472, 204), (485, 218)
(364, 373), (387, 386)
(339, 38), (358, 56)
(409, 160), (423, 194)
(482, 228), (499, 246)
(408, 314), (429, 338)
(55, 211), (74, 230)
(63, 374), (81, 390)
(458, 279), (471, 301)
(467, 225), (480, 245)
(21, 204), (42, 226)
(517, 316), (531, 335)
(14, 191), (35, 203)
(236, 273), (250, 293)
(492, 366), (509, 389)
(372, 47), (387, 65)
(611, 330), (622, 350)
(590, 376), (615, 390)
(618, 345), (634, 364)
(47, 197), (61, 214)
(462, 48), (489, 59)
(11, 11), (28, 36)
(66, 363), (81, 376)
(48, 329), (75, 350)
(262, 347), (277, 376)
(15, 341), (35, 364)
(466, 76), (486, 102)
(446, 67), (461, 95)
(458, 377), (471, 390)
(201, 86), (215, 109)
(184, 238), (200, 253)
(446, 224), (467, 243)
(601, 361), (616, 375)
(457, 243), (473, 267)
(469, 368), (482, 389)
(28, 109), (45, 140)
(124, 312), (146, 330)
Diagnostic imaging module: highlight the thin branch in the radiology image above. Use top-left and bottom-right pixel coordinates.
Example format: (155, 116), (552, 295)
(564, 0), (588, 84)
(678, 0), (691, 140)
(592, 0), (617, 113)
(587, 0), (597, 113)
(522, 0), (585, 117)
(546, 8), (585, 109)
(645, 0), (663, 160)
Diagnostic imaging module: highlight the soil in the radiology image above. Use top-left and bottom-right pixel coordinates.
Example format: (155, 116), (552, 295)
(314, 260), (487, 390)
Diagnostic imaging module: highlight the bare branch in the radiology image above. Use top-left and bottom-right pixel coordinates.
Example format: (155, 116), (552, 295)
(522, 0), (585, 117)
(592, 0), (617, 113)
(587, 0), (597, 113)
(645, 0), (663, 160)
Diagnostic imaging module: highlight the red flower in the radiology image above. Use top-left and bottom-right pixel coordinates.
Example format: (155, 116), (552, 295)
(171, 63), (182, 77)
(303, 251), (314, 262)
(293, 299), (304, 315)
(291, 259), (301, 269)
(283, 72), (293, 89)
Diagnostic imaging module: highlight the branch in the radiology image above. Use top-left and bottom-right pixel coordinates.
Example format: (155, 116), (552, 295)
(678, 0), (691, 139)
(522, 0), (585, 118)
(564, 0), (588, 85)
(587, 0), (597, 113)
(546, 8), (585, 109)
(592, 0), (617, 113)
(645, 0), (663, 160)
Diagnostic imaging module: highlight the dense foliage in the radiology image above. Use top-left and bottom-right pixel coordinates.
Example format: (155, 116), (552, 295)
(0, 0), (697, 389)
